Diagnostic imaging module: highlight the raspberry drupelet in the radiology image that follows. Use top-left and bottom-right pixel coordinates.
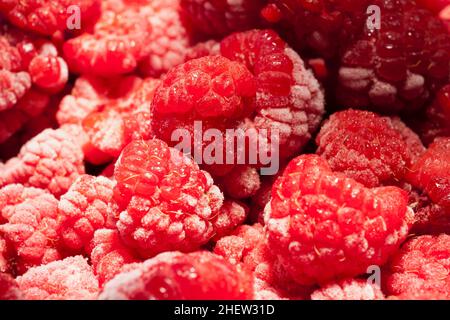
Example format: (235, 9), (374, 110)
(152, 29), (324, 198)
(384, 234), (450, 300)
(16, 256), (99, 300)
(266, 154), (412, 286)
(113, 139), (224, 258)
(316, 109), (424, 188)
(0, 273), (22, 300)
(311, 278), (384, 300)
(100, 251), (253, 300)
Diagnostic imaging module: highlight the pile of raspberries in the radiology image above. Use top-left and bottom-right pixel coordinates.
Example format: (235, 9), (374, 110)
(0, 0), (450, 301)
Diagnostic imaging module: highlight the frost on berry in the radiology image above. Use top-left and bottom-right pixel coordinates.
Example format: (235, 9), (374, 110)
(153, 30), (324, 198)
(316, 109), (422, 188)
(266, 154), (412, 286)
(88, 229), (139, 286)
(0, 273), (22, 300)
(181, 0), (265, 37)
(58, 75), (160, 164)
(138, 0), (193, 77)
(16, 256), (99, 300)
(0, 128), (85, 197)
(0, 234), (12, 273)
(311, 279), (384, 300)
(100, 251), (253, 300)
(57, 175), (116, 254)
(113, 139), (224, 258)
(384, 234), (450, 300)
(63, 1), (153, 76)
(0, 0), (100, 36)
(0, 192), (62, 274)
(211, 200), (248, 240)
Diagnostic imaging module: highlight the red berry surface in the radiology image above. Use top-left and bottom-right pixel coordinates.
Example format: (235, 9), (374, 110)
(316, 109), (423, 188)
(311, 278), (384, 300)
(266, 154), (412, 285)
(100, 251), (253, 300)
(0, 273), (22, 300)
(16, 256), (99, 300)
(113, 139), (224, 258)
(384, 234), (450, 300)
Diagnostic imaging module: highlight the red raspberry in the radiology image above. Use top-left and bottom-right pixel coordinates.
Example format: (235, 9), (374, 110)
(0, 0), (100, 36)
(390, 117), (426, 164)
(407, 137), (450, 209)
(269, 1), (450, 112)
(0, 70), (31, 111)
(113, 139), (224, 258)
(311, 279), (384, 300)
(0, 128), (85, 197)
(57, 175), (116, 254)
(316, 110), (420, 188)
(0, 234), (12, 273)
(266, 154), (412, 285)
(88, 229), (139, 286)
(0, 273), (22, 300)
(63, 1), (153, 76)
(0, 192), (61, 274)
(100, 251), (253, 300)
(16, 256), (99, 300)
(412, 197), (450, 234)
(181, 0), (265, 37)
(414, 84), (450, 146)
(0, 89), (50, 144)
(384, 234), (450, 300)
(211, 200), (248, 240)
(153, 30), (324, 198)
(138, 0), (193, 77)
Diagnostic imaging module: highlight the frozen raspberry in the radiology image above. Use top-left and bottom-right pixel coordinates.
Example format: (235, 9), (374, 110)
(266, 154), (412, 286)
(153, 30), (324, 198)
(407, 137), (450, 209)
(384, 234), (450, 300)
(0, 0), (100, 36)
(181, 0), (265, 37)
(219, 166), (261, 199)
(269, 1), (450, 112)
(211, 200), (248, 240)
(184, 40), (220, 61)
(311, 279), (384, 300)
(57, 175), (116, 254)
(0, 273), (22, 300)
(113, 139), (223, 258)
(0, 192), (61, 274)
(0, 184), (47, 223)
(412, 197), (450, 235)
(16, 256), (99, 300)
(214, 223), (311, 299)
(138, 0), (193, 77)
(0, 70), (31, 111)
(100, 251), (253, 300)
(390, 117), (426, 164)
(63, 2), (153, 76)
(316, 110), (417, 188)
(414, 84), (450, 146)
(88, 229), (139, 286)
(0, 234), (12, 273)
(0, 128), (85, 196)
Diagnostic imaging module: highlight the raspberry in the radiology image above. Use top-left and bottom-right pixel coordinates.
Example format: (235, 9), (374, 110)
(0, 128), (85, 197)
(390, 117), (426, 164)
(0, 234), (12, 273)
(412, 197), (450, 234)
(0, 70), (31, 111)
(0, 192), (61, 274)
(266, 154), (412, 285)
(0, 184), (47, 223)
(0, 88), (50, 144)
(0, 273), (22, 300)
(88, 229), (139, 286)
(211, 200), (248, 240)
(219, 166), (261, 199)
(113, 139), (224, 258)
(181, 0), (265, 37)
(311, 279), (384, 300)
(63, 2), (153, 76)
(0, 0), (100, 36)
(16, 256), (99, 300)
(138, 0), (193, 77)
(407, 137), (450, 209)
(414, 84), (450, 145)
(384, 234), (450, 300)
(316, 110), (419, 188)
(269, 0), (450, 112)
(100, 251), (253, 300)
(57, 175), (116, 254)
(153, 30), (324, 198)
